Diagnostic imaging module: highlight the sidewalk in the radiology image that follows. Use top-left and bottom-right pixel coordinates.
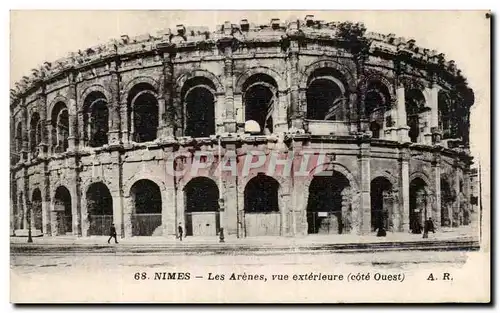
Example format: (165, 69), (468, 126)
(10, 226), (479, 247)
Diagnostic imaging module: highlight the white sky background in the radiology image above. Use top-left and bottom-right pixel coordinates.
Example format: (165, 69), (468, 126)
(10, 11), (489, 166)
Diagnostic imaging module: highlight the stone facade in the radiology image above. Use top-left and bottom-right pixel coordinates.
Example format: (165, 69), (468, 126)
(10, 16), (476, 238)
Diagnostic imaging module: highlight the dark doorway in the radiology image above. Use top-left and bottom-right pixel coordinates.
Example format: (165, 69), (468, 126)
(54, 186), (72, 235)
(184, 177), (220, 236)
(409, 178), (427, 234)
(244, 174), (279, 213)
(32, 188), (43, 232)
(307, 171), (350, 234)
(370, 177), (392, 231)
(130, 179), (162, 236)
(86, 182), (113, 236)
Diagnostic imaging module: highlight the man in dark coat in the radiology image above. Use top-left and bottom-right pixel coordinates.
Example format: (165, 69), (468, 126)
(177, 223), (183, 242)
(423, 217), (435, 239)
(108, 224), (118, 244)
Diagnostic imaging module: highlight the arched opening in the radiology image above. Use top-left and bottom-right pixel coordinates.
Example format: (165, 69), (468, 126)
(32, 188), (43, 232)
(130, 179), (162, 236)
(83, 92), (109, 147)
(440, 178), (453, 227)
(86, 182), (113, 236)
(306, 68), (347, 121)
(438, 90), (459, 140)
(409, 178), (427, 234)
(244, 174), (280, 236)
(182, 77), (216, 137)
(405, 89), (426, 143)
(184, 177), (220, 236)
(243, 74), (277, 135)
(29, 113), (41, 154)
(364, 80), (391, 138)
(51, 102), (69, 153)
(307, 171), (351, 234)
(54, 186), (72, 235)
(370, 177), (393, 232)
(128, 83), (159, 143)
(15, 122), (23, 155)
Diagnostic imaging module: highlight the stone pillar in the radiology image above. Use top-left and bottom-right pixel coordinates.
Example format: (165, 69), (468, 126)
(108, 64), (121, 145)
(163, 186), (176, 236)
(224, 175), (238, 236)
(288, 42), (302, 129)
(50, 208), (58, 237)
(359, 141), (371, 234)
(396, 85), (410, 142)
(341, 187), (353, 234)
(400, 147), (410, 232)
(123, 196), (133, 237)
(424, 85), (439, 145)
(112, 194), (123, 237)
(233, 93), (244, 132)
(432, 155), (441, 231)
(37, 90), (48, 158)
(67, 77), (77, 151)
(222, 44), (236, 133)
(120, 102), (129, 145)
(275, 91), (289, 133)
(161, 51), (175, 138)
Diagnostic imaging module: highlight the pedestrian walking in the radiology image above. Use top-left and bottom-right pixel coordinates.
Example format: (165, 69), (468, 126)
(177, 223), (183, 242)
(107, 224), (118, 244)
(422, 217), (435, 239)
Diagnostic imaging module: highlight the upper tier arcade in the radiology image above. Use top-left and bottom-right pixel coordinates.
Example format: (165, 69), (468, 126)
(10, 15), (475, 165)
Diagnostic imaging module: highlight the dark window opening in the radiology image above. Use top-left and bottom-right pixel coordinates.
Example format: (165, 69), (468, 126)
(84, 92), (109, 147)
(242, 74), (277, 135)
(185, 87), (215, 137)
(405, 89), (426, 143)
(306, 79), (344, 120)
(29, 113), (41, 153)
(128, 84), (159, 143)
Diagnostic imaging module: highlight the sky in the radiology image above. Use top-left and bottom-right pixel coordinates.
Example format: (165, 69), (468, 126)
(9, 10), (490, 166)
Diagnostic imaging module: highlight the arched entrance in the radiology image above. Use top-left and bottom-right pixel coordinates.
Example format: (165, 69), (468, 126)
(370, 177), (393, 232)
(182, 77), (216, 138)
(244, 174), (280, 236)
(409, 178), (428, 234)
(307, 171), (350, 234)
(440, 178), (453, 227)
(32, 188), (43, 232)
(184, 177), (220, 236)
(54, 186), (72, 235)
(86, 182), (113, 236)
(130, 179), (162, 236)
